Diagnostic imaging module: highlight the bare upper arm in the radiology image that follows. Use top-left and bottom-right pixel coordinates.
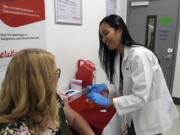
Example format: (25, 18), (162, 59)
(63, 103), (78, 126)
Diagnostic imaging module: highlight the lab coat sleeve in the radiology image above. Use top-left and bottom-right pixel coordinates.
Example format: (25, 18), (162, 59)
(113, 51), (154, 115)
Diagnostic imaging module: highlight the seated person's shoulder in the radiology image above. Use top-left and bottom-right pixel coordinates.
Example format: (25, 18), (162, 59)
(0, 117), (31, 135)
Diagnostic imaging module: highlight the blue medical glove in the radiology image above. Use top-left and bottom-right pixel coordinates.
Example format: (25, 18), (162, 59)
(86, 86), (95, 93)
(86, 83), (107, 93)
(91, 83), (107, 93)
(87, 92), (110, 107)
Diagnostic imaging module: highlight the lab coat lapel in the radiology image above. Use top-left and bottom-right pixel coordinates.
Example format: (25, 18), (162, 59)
(114, 52), (120, 95)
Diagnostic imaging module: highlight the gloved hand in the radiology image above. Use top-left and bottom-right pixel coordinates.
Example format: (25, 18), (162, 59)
(87, 92), (110, 107)
(86, 86), (95, 93)
(86, 83), (107, 93)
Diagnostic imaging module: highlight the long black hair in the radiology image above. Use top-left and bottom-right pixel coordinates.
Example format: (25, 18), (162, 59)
(99, 15), (138, 83)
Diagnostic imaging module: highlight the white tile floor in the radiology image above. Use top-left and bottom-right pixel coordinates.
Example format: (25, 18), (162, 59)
(162, 105), (180, 135)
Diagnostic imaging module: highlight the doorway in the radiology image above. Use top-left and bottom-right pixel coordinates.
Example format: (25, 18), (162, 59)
(127, 0), (180, 93)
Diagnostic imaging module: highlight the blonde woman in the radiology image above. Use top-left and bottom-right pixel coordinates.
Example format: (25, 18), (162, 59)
(0, 49), (95, 135)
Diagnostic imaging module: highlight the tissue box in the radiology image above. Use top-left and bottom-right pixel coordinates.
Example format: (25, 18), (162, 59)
(60, 89), (82, 103)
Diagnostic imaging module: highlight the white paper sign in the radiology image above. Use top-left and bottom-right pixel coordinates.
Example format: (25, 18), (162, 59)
(55, 0), (82, 25)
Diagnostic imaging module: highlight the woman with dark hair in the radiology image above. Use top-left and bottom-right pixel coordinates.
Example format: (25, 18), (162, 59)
(87, 15), (178, 135)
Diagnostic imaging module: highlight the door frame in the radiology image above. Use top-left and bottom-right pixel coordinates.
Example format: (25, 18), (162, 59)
(173, 3), (180, 103)
(171, 1), (180, 93)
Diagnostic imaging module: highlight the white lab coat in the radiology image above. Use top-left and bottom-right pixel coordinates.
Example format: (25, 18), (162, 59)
(107, 45), (179, 135)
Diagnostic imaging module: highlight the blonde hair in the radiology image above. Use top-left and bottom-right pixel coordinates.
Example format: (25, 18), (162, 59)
(0, 48), (59, 134)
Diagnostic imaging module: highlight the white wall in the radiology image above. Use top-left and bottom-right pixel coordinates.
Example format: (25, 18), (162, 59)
(172, 33), (180, 98)
(44, 0), (127, 93)
(45, 0), (180, 98)
(117, 0), (127, 22)
(45, 0), (105, 93)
